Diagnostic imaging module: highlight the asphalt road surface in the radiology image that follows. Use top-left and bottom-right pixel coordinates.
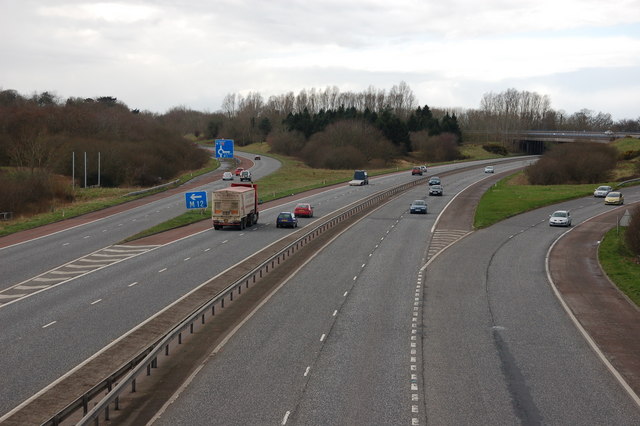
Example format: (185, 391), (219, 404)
(152, 178), (640, 424)
(0, 157), (528, 418)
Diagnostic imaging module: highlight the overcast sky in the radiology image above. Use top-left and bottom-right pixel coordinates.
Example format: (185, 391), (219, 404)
(2, 0), (639, 120)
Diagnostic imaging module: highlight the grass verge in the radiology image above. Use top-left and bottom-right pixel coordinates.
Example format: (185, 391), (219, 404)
(599, 227), (640, 306)
(474, 172), (598, 228)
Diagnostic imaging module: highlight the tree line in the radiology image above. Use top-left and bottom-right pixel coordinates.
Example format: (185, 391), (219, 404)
(0, 90), (210, 215)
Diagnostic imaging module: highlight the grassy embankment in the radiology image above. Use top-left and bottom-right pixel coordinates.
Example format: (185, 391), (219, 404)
(0, 158), (220, 237)
(474, 137), (640, 306)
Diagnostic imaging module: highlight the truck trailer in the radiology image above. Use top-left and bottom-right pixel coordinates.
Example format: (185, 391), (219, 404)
(211, 183), (258, 230)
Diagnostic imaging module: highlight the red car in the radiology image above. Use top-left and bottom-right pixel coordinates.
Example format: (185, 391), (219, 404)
(235, 167), (244, 176)
(294, 203), (313, 218)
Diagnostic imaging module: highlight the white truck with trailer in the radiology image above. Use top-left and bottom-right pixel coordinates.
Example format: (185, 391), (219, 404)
(211, 183), (259, 230)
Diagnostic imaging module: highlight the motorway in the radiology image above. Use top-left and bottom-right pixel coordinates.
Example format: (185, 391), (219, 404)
(150, 168), (640, 423)
(0, 156), (526, 420)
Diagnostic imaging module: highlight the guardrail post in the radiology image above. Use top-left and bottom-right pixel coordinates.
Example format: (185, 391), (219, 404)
(132, 379), (136, 393)
(178, 333), (182, 344)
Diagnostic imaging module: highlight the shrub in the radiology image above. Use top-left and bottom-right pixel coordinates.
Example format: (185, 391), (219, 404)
(482, 143), (509, 156)
(411, 132), (463, 163)
(525, 142), (618, 185)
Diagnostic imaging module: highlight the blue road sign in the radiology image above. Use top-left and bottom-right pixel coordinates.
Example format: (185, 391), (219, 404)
(215, 139), (234, 159)
(185, 191), (208, 209)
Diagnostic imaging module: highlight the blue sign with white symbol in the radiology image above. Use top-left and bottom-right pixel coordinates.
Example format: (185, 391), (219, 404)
(185, 191), (208, 209)
(215, 139), (234, 159)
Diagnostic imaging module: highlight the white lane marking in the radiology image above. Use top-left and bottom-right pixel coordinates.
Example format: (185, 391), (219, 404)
(42, 321), (56, 328)
(333, 310), (337, 316)
(128, 282), (138, 287)
(62, 243), (69, 246)
(304, 367), (310, 376)
(320, 334), (326, 342)
(184, 257), (191, 261)
(361, 263), (366, 268)
(222, 240), (228, 244)
(353, 276), (357, 281)
(204, 248), (211, 252)
(343, 291), (348, 297)
(90, 299), (102, 305)
(83, 236), (91, 239)
(282, 411), (291, 425)
(158, 268), (167, 273)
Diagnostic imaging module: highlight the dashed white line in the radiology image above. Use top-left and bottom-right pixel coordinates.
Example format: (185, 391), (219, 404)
(128, 282), (138, 287)
(184, 257), (191, 261)
(62, 243), (69, 246)
(343, 291), (348, 297)
(333, 310), (338, 316)
(320, 334), (326, 342)
(282, 411), (291, 425)
(90, 299), (102, 305)
(204, 248), (211, 252)
(361, 263), (366, 268)
(304, 366), (311, 376)
(353, 276), (357, 281)
(83, 236), (91, 239)
(42, 321), (56, 328)
(158, 268), (167, 273)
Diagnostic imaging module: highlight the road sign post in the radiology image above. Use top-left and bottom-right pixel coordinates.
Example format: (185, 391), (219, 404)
(215, 139), (234, 159)
(185, 191), (208, 209)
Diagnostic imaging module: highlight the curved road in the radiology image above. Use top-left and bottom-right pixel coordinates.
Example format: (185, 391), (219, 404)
(151, 176), (640, 424)
(0, 157), (527, 419)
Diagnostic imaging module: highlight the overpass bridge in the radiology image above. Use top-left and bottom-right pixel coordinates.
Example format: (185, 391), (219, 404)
(472, 130), (638, 155)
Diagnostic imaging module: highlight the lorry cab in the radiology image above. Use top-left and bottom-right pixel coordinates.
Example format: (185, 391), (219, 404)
(349, 170), (369, 186)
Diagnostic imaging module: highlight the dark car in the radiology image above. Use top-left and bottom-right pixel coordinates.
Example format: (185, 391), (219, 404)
(254, 155), (261, 160)
(429, 185), (443, 196)
(410, 199), (428, 214)
(428, 177), (441, 186)
(276, 212), (298, 228)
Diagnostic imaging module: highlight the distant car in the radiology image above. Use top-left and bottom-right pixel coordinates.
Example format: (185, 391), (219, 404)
(429, 185), (443, 196)
(593, 185), (612, 197)
(254, 155), (261, 160)
(411, 167), (423, 176)
(484, 166), (494, 173)
(419, 165), (428, 173)
(349, 170), (369, 186)
(235, 167), (244, 176)
(222, 171), (233, 181)
(276, 212), (298, 228)
(428, 177), (441, 186)
(294, 203), (313, 218)
(410, 199), (428, 214)
(604, 192), (624, 205)
(549, 210), (571, 227)
(604, 130), (614, 136)
(239, 170), (252, 181)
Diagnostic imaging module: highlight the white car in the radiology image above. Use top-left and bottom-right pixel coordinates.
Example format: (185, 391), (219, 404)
(549, 210), (571, 227)
(222, 171), (233, 181)
(484, 166), (494, 173)
(593, 185), (612, 197)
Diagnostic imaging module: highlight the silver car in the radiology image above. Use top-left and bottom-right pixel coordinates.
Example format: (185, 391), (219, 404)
(429, 185), (443, 196)
(549, 210), (571, 227)
(593, 185), (612, 197)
